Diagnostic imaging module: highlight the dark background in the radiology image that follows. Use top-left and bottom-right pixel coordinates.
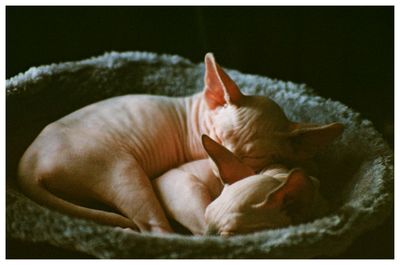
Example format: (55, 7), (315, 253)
(6, 6), (394, 258)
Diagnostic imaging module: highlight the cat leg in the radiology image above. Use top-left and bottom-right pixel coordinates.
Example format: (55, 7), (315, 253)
(104, 160), (173, 234)
(153, 160), (222, 235)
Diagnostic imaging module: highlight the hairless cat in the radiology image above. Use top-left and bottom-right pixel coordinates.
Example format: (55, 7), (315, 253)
(153, 135), (327, 235)
(18, 53), (343, 233)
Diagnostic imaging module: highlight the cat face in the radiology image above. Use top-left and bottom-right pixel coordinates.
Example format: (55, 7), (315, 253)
(210, 95), (293, 171)
(203, 53), (344, 172)
(204, 173), (292, 236)
(201, 135), (321, 236)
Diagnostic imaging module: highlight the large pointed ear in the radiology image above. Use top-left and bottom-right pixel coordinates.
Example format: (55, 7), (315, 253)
(286, 122), (344, 159)
(267, 169), (316, 222)
(203, 53), (244, 109)
(201, 134), (255, 185)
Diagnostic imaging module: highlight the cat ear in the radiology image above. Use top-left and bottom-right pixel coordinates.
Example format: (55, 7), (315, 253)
(267, 168), (316, 222)
(201, 134), (255, 185)
(286, 122), (344, 159)
(203, 53), (244, 110)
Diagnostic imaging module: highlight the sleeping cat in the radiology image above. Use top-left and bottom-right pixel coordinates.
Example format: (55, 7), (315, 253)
(153, 135), (327, 235)
(18, 53), (343, 233)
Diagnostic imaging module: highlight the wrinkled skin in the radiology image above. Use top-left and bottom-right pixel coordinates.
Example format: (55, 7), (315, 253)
(18, 53), (342, 234)
(153, 136), (327, 236)
(204, 167), (324, 236)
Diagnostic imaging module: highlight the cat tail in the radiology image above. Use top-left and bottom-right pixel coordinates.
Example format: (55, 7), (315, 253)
(17, 173), (138, 230)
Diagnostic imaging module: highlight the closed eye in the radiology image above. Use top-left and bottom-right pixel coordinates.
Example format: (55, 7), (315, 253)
(241, 154), (282, 170)
(240, 156), (269, 171)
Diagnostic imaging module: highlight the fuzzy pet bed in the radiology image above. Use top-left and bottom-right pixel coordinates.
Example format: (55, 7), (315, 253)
(6, 51), (393, 258)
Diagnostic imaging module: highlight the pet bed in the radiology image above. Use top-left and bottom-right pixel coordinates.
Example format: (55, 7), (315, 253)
(6, 51), (393, 258)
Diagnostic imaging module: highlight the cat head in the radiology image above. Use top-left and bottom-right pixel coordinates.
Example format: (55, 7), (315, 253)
(202, 53), (344, 172)
(202, 135), (323, 236)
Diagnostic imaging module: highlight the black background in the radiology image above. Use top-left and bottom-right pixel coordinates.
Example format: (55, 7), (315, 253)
(6, 6), (394, 258)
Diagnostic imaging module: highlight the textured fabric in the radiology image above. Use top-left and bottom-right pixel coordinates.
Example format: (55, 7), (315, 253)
(6, 51), (394, 258)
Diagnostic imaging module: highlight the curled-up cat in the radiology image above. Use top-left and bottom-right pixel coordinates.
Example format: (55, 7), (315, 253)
(18, 53), (341, 233)
(153, 135), (328, 236)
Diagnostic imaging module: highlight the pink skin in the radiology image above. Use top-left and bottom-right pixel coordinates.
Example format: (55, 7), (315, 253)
(152, 159), (223, 235)
(18, 53), (343, 234)
(153, 135), (324, 236)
